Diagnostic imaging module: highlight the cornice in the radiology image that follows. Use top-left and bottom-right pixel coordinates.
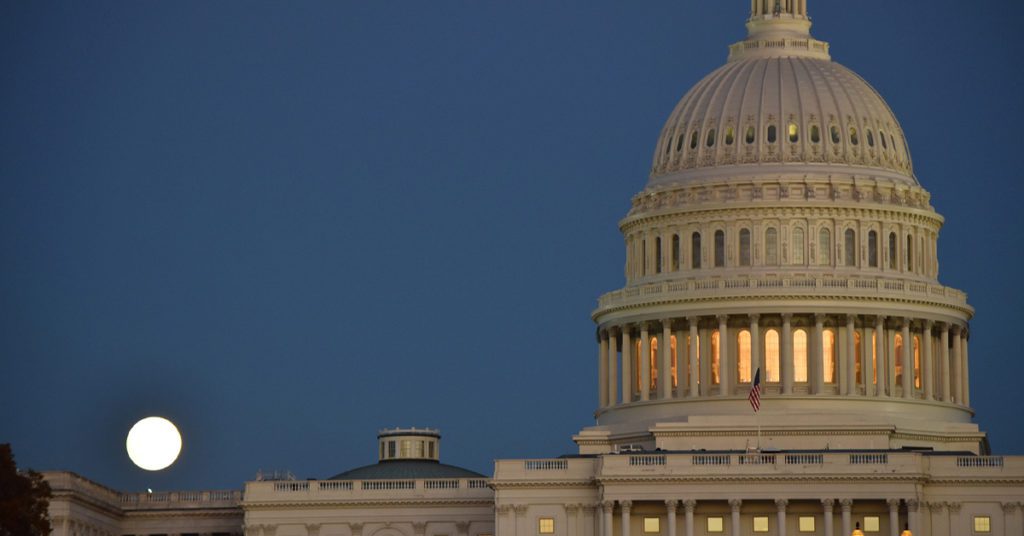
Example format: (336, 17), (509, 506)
(622, 204), (942, 233)
(242, 499), (495, 510)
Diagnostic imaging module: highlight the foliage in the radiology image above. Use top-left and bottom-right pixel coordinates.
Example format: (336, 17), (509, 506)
(0, 444), (52, 536)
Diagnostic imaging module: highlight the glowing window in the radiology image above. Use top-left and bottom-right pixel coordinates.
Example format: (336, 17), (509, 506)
(706, 129), (716, 147)
(539, 518), (555, 534)
(655, 237), (663, 274)
(864, 516), (880, 532)
(867, 129), (875, 147)
(872, 332), (878, 385)
(670, 335), (678, 388)
(765, 329), (780, 382)
(765, 227), (778, 265)
(753, 516), (769, 532)
(830, 125), (841, 144)
(792, 228), (805, 264)
(850, 127), (859, 145)
(810, 124), (820, 143)
(707, 517), (724, 533)
(914, 335), (922, 388)
(823, 329), (836, 384)
(672, 235), (680, 271)
(692, 232), (702, 269)
(650, 337), (659, 390)
(868, 230), (878, 268)
(974, 516), (991, 533)
(739, 228), (751, 266)
(643, 517), (661, 533)
(855, 331), (863, 385)
(711, 330), (721, 385)
(799, 517), (816, 532)
(788, 122), (799, 142)
(714, 230), (725, 267)
(844, 229), (856, 266)
(794, 329), (808, 382)
(745, 126), (756, 144)
(725, 127), (735, 146)
(767, 124), (777, 143)
(895, 333), (905, 386)
(818, 228), (831, 266)
(738, 330), (752, 383)
(690, 131), (699, 149)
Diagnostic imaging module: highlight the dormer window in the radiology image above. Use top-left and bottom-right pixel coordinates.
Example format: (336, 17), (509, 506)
(788, 122), (799, 143)
(706, 129), (717, 147)
(745, 126), (756, 144)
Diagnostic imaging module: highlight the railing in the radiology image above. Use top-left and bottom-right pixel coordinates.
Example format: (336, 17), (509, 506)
(850, 454), (888, 465)
(274, 482), (309, 492)
(785, 454), (824, 465)
(957, 456), (1004, 468)
(693, 455), (731, 466)
(739, 454), (776, 465)
(629, 455), (666, 466)
(318, 481), (353, 491)
(424, 479), (460, 490)
(362, 480), (415, 490)
(525, 459), (568, 471)
(246, 477), (494, 502)
(468, 479), (490, 489)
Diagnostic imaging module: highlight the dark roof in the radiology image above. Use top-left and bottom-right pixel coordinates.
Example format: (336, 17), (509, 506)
(328, 460), (485, 481)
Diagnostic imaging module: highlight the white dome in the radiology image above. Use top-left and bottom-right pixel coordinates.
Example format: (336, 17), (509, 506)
(650, 9), (914, 186)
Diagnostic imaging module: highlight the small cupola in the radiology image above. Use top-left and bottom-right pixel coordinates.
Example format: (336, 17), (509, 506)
(377, 427), (441, 462)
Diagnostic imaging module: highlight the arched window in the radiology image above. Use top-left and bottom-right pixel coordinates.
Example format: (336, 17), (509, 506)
(854, 331), (863, 385)
(690, 131), (699, 150)
(767, 124), (778, 143)
(711, 330), (721, 385)
(692, 232), (702, 269)
(738, 330), (752, 384)
(818, 228), (831, 266)
(830, 125), (841, 144)
(745, 126), (756, 144)
(823, 329), (836, 384)
(672, 234), (680, 271)
(888, 232), (898, 269)
(794, 329), (808, 383)
(670, 335), (678, 388)
(849, 127), (859, 146)
(650, 337), (659, 391)
(867, 129), (875, 147)
(894, 334), (904, 387)
(765, 329), (780, 382)
(725, 127), (735, 146)
(739, 228), (751, 266)
(872, 331), (878, 386)
(706, 129), (716, 147)
(868, 230), (878, 268)
(792, 228), (805, 265)
(765, 227), (779, 265)
(655, 237), (663, 274)
(665, 136), (673, 155)
(810, 125), (821, 143)
(642, 239), (647, 275)
(714, 230), (725, 267)
(906, 234), (914, 271)
(913, 335), (922, 389)
(788, 122), (799, 143)
(844, 229), (856, 267)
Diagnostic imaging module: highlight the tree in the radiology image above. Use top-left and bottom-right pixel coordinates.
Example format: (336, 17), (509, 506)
(0, 444), (52, 536)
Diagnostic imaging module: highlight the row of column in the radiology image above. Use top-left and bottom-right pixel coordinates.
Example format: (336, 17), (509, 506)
(598, 314), (969, 408)
(600, 498), (918, 536)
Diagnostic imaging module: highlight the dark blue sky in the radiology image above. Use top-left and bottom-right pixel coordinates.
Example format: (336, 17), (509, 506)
(2, 1), (1022, 492)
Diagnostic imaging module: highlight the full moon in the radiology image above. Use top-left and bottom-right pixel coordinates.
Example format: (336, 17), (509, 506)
(126, 417), (182, 471)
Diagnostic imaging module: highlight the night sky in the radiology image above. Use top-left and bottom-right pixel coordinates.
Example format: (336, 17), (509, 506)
(2, 1), (1022, 492)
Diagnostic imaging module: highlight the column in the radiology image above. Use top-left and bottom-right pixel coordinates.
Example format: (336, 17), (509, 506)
(948, 503), (962, 536)
(886, 325), (897, 398)
(683, 500), (696, 536)
(674, 326), (686, 397)
(775, 499), (788, 536)
(875, 316), (887, 397)
(1000, 503), (1019, 536)
(841, 499), (853, 536)
(640, 324), (651, 401)
(307, 524), (321, 536)
(688, 318), (700, 398)
(622, 327), (633, 403)
(750, 315), (761, 381)
(907, 500), (920, 536)
(513, 507), (526, 536)
(584, 504), (596, 536)
(730, 500), (742, 536)
(962, 333), (970, 407)
(661, 320), (673, 399)
(822, 499), (834, 536)
(718, 314), (730, 396)
(940, 324), (951, 402)
(923, 320), (934, 400)
(782, 314), (793, 395)
(599, 332), (609, 408)
(699, 327), (711, 396)
(621, 500), (632, 536)
(927, 503), (946, 536)
(846, 316), (856, 395)
(602, 502), (614, 536)
(565, 505), (578, 536)
(813, 314), (825, 394)
(862, 324), (874, 397)
(901, 320), (912, 399)
(887, 499), (900, 536)
(608, 330), (619, 406)
(952, 326), (963, 404)
(665, 500), (678, 536)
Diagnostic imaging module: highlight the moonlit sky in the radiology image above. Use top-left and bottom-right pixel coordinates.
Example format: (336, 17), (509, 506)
(2, 1), (1022, 492)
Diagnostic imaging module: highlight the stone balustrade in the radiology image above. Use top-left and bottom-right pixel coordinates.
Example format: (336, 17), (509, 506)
(244, 477), (492, 504)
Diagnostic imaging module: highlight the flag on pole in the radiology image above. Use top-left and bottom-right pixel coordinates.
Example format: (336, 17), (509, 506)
(748, 368), (761, 412)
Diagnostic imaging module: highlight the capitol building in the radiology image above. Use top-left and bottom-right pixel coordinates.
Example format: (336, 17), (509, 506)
(44, 2), (1024, 536)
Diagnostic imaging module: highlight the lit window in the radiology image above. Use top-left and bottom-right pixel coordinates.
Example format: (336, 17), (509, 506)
(745, 126), (756, 144)
(739, 228), (751, 266)
(913, 335), (922, 388)
(738, 330), (752, 383)
(792, 228), (805, 264)
(788, 122), (799, 142)
(765, 227), (778, 265)
(974, 516), (991, 533)
(830, 125), (841, 144)
(799, 516), (816, 532)
(767, 124), (777, 143)
(810, 125), (821, 143)
(725, 127), (735, 146)
(706, 129), (717, 147)
(670, 335), (678, 388)
(539, 518), (555, 534)
(864, 517), (880, 532)
(850, 127), (859, 145)
(794, 329), (808, 382)
(644, 517), (661, 533)
(711, 330), (721, 385)
(650, 337), (659, 390)
(855, 331), (863, 385)
(753, 516), (769, 533)
(823, 329), (836, 383)
(714, 230), (725, 267)
(707, 517), (724, 533)
(765, 329), (780, 382)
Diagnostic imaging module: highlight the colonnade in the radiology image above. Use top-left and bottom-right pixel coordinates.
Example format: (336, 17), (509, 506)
(597, 314), (969, 409)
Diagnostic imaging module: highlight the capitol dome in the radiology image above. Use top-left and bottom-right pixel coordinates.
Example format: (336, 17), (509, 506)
(585, 0), (980, 455)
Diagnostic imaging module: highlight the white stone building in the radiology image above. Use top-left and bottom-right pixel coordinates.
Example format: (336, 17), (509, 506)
(43, 2), (1024, 535)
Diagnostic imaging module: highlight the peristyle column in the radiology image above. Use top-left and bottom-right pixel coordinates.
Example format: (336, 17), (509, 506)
(620, 500), (632, 536)
(813, 314), (825, 394)
(622, 327), (633, 402)
(718, 315), (730, 396)
(923, 320), (934, 400)
(665, 500), (678, 536)
(781, 313), (793, 394)
(901, 319), (912, 398)
(952, 326), (963, 404)
(887, 499), (900, 536)
(599, 332), (608, 408)
(640, 325), (651, 401)
(840, 499), (853, 536)
(688, 318), (700, 398)
(608, 330), (619, 406)
(822, 499), (834, 536)
(683, 500), (696, 536)
(940, 323), (951, 402)
(602, 502), (614, 536)
(729, 499), (742, 536)
(661, 320), (673, 399)
(775, 499), (788, 536)
(875, 316), (887, 397)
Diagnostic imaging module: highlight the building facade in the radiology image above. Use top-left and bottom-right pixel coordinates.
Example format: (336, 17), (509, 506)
(44, 2), (1024, 536)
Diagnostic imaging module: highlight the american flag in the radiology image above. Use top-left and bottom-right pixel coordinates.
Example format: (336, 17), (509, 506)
(748, 368), (761, 412)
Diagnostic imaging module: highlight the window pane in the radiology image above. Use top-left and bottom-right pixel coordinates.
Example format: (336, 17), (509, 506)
(794, 329), (808, 382)
(745, 126), (756, 144)
(753, 516), (769, 533)
(913, 335), (922, 389)
(864, 516), (880, 532)
(799, 517), (815, 532)
(974, 516), (991, 533)
(788, 122), (799, 142)
(711, 330), (721, 385)
(707, 517), (724, 533)
(738, 330), (752, 383)
(671, 335), (678, 388)
(792, 228), (805, 264)
(644, 518), (660, 534)
(765, 329), (780, 382)
(868, 231), (878, 267)
(767, 125), (777, 143)
(739, 228), (751, 266)
(714, 231), (725, 267)
(819, 228), (831, 266)
(765, 228), (778, 265)
(672, 235), (680, 271)
(655, 237), (662, 274)
(692, 233), (702, 269)
(650, 337), (659, 390)
(844, 229), (856, 266)
(823, 329), (836, 383)
(539, 519), (555, 534)
(706, 129), (716, 147)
